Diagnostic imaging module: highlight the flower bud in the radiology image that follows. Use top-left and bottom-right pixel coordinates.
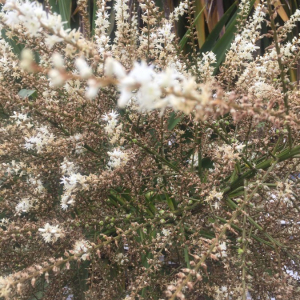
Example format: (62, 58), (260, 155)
(52, 53), (64, 69)
(20, 48), (34, 72)
(75, 57), (92, 79)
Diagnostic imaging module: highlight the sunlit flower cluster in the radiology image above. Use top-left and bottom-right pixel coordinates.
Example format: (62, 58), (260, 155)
(38, 223), (65, 243)
(1, 0), (300, 299)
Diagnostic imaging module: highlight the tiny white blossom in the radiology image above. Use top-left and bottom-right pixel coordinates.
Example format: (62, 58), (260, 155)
(75, 57), (92, 79)
(15, 198), (33, 214)
(105, 57), (126, 79)
(48, 69), (65, 87)
(107, 148), (129, 169)
(73, 240), (92, 260)
(38, 223), (65, 243)
(20, 48), (34, 72)
(45, 35), (64, 49)
(162, 228), (171, 237)
(52, 53), (64, 69)
(86, 79), (100, 99)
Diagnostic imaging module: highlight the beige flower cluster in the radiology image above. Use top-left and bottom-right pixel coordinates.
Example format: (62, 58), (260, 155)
(0, 0), (300, 299)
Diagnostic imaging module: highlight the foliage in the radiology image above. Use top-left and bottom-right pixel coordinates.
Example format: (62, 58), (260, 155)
(0, 0), (300, 300)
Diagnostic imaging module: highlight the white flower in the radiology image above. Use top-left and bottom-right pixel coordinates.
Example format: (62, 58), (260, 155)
(38, 223), (65, 243)
(137, 82), (162, 110)
(69, 133), (85, 154)
(10, 111), (28, 123)
(234, 143), (246, 153)
(217, 242), (227, 258)
(0, 275), (12, 298)
(101, 110), (123, 144)
(45, 35), (64, 49)
(0, 218), (9, 226)
(73, 239), (92, 260)
(52, 53), (64, 69)
(20, 48), (34, 72)
(60, 193), (75, 210)
(48, 69), (65, 87)
(4, 11), (20, 27)
(158, 23), (173, 37)
(60, 158), (77, 175)
(24, 18), (40, 36)
(75, 57), (92, 79)
(86, 79), (100, 99)
(108, 110), (119, 119)
(116, 61), (164, 109)
(27, 176), (45, 194)
(60, 172), (87, 191)
(59, 171), (88, 209)
(24, 127), (55, 153)
(102, 110), (119, 133)
(162, 228), (171, 237)
(117, 86), (134, 108)
(205, 188), (223, 210)
(4, 0), (43, 36)
(189, 152), (199, 168)
(107, 148), (129, 169)
(128, 61), (155, 85)
(15, 198), (33, 214)
(157, 67), (177, 88)
(104, 57), (126, 79)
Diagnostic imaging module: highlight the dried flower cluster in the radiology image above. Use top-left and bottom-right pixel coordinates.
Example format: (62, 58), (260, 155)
(0, 0), (300, 299)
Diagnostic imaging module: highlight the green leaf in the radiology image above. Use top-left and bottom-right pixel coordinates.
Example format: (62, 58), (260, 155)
(201, 157), (214, 169)
(200, 1), (237, 53)
(257, 122), (266, 128)
(48, 0), (60, 14)
(228, 186), (244, 198)
(165, 194), (176, 211)
(194, 0), (206, 48)
(145, 193), (156, 215)
(91, 0), (97, 36)
(75, 260), (90, 296)
(18, 89), (37, 99)
(167, 112), (183, 131)
(58, 0), (72, 29)
(28, 279), (48, 300)
(180, 225), (190, 268)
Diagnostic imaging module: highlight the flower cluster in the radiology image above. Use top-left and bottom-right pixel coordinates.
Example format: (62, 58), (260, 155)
(38, 223), (65, 243)
(24, 126), (55, 153)
(102, 110), (123, 144)
(170, 0), (188, 21)
(105, 58), (217, 115)
(60, 172), (89, 209)
(107, 148), (129, 169)
(1, 0), (300, 299)
(205, 188), (223, 210)
(71, 239), (92, 261)
(15, 197), (35, 214)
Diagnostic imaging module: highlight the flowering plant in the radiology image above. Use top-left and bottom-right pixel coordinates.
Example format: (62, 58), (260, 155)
(1, 0), (300, 299)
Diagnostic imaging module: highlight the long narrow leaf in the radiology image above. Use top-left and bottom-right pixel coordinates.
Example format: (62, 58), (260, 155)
(194, 0), (206, 48)
(91, 0), (97, 36)
(48, 0), (60, 14)
(58, 0), (72, 29)
(200, 1), (237, 53)
(179, 5), (206, 50)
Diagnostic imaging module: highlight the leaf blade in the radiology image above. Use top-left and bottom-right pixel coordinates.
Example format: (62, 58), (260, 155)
(58, 0), (72, 29)
(200, 1), (237, 53)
